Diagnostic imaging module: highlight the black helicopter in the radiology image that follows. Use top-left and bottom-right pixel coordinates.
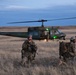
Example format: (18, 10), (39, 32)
(7, 16), (76, 41)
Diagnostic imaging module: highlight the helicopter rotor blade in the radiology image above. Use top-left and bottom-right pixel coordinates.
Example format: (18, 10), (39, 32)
(8, 16), (76, 24)
(47, 17), (76, 21)
(8, 21), (39, 24)
(8, 19), (47, 24)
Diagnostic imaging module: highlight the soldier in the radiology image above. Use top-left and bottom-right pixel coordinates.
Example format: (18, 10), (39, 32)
(75, 36), (76, 51)
(59, 42), (69, 62)
(21, 35), (37, 65)
(46, 32), (49, 42)
(69, 36), (76, 58)
(59, 37), (76, 65)
(75, 36), (76, 41)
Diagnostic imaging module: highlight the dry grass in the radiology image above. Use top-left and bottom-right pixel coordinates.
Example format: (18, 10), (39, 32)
(0, 27), (76, 75)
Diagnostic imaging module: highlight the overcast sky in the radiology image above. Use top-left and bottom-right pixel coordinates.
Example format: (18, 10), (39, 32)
(0, 0), (76, 26)
(0, 0), (76, 10)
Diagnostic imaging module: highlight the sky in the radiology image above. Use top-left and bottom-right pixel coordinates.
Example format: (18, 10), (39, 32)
(0, 0), (76, 26)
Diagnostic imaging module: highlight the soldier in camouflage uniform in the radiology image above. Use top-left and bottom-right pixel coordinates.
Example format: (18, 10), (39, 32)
(59, 42), (69, 62)
(69, 36), (76, 58)
(59, 37), (75, 65)
(21, 35), (37, 65)
(75, 36), (76, 51)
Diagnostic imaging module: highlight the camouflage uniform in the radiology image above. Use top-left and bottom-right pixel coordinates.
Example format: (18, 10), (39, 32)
(59, 40), (75, 62)
(75, 36), (76, 51)
(69, 37), (75, 57)
(59, 42), (69, 62)
(21, 39), (37, 60)
(46, 32), (49, 41)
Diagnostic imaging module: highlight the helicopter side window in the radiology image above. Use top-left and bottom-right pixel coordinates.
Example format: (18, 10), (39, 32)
(29, 31), (39, 36)
(33, 31), (39, 36)
(54, 30), (59, 34)
(58, 30), (62, 33)
(50, 30), (59, 35)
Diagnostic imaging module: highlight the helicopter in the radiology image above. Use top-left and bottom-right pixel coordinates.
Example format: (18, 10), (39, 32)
(8, 16), (76, 41)
(27, 21), (66, 41)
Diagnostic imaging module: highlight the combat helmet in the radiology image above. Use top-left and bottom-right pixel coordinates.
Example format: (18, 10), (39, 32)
(70, 36), (75, 42)
(28, 35), (32, 40)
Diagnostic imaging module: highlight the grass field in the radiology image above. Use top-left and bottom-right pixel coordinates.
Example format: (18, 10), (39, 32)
(0, 26), (76, 75)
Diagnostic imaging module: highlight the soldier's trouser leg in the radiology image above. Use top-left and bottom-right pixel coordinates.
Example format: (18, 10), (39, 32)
(21, 55), (25, 65)
(32, 52), (36, 60)
(21, 50), (25, 59)
(21, 52), (23, 59)
(63, 57), (67, 62)
(63, 52), (68, 62)
(22, 54), (24, 59)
